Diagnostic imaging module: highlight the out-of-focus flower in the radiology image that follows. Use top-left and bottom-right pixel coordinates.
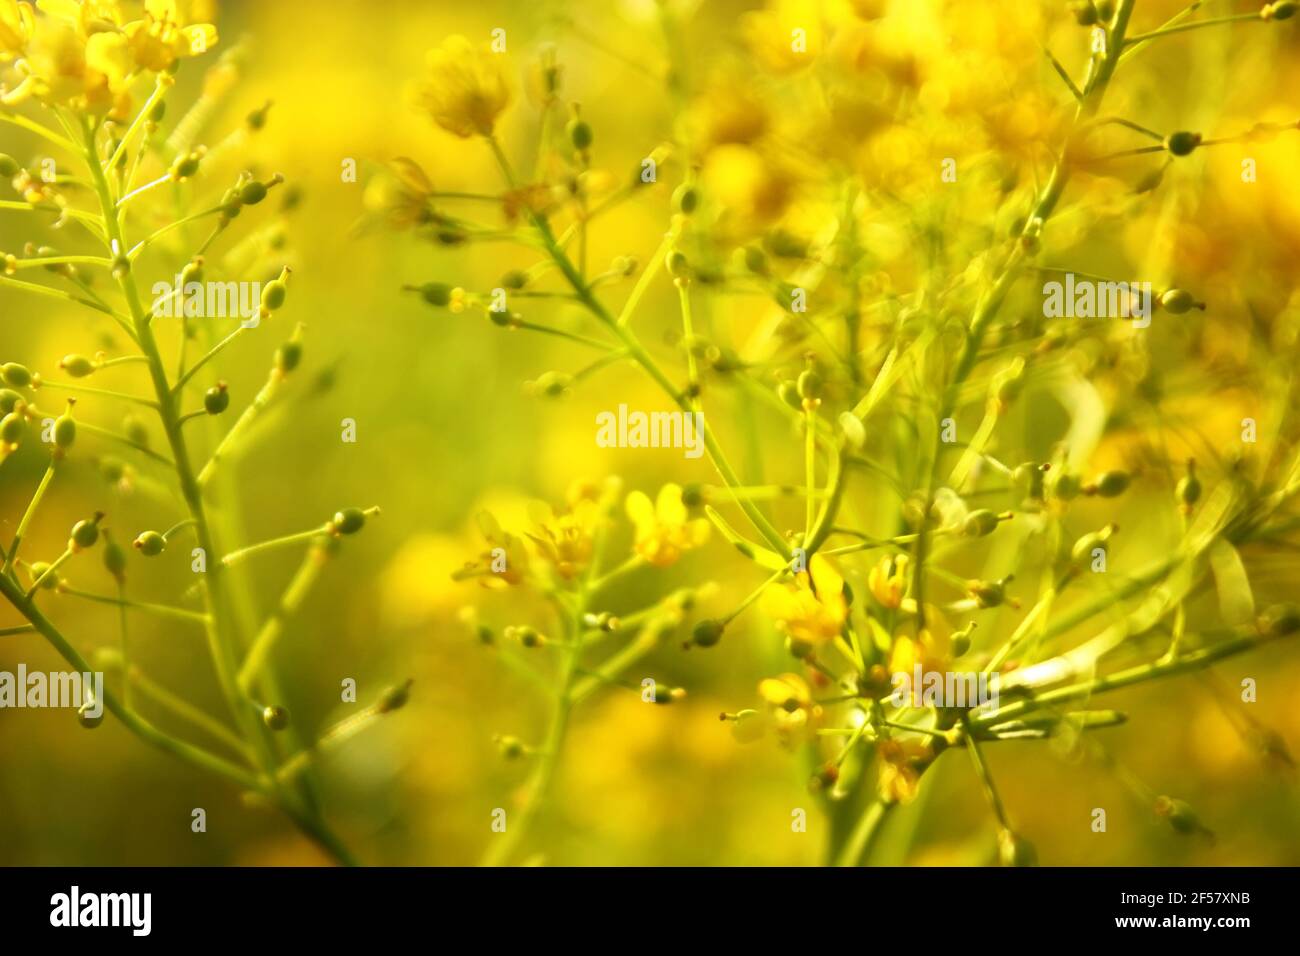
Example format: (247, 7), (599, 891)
(124, 0), (219, 73)
(877, 737), (930, 803)
(0, 1), (34, 61)
(625, 483), (709, 568)
(687, 70), (768, 153)
(363, 157), (434, 230)
(412, 34), (512, 138)
(702, 144), (794, 233)
(526, 495), (599, 581)
(760, 553), (847, 649)
(868, 553), (909, 609)
(757, 672), (823, 745)
(741, 0), (824, 74)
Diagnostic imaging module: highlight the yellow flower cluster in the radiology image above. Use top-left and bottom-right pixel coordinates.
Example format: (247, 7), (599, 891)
(0, 0), (216, 115)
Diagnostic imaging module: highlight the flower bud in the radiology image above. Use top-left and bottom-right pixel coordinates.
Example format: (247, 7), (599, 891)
(962, 509), (1000, 538)
(1, 411), (25, 447)
(203, 382), (230, 415)
(950, 623), (976, 658)
(2, 363), (32, 387)
(796, 368), (822, 401)
(1052, 469), (1081, 501)
(1153, 795), (1201, 835)
(777, 380), (802, 410)
(70, 514), (102, 552)
(1262, 1), (1297, 21)
(1070, 1), (1098, 25)
(377, 679), (413, 713)
(29, 561), (60, 590)
(666, 249), (691, 280)
(692, 618), (726, 648)
(78, 700), (104, 729)
(1175, 458), (1200, 513)
(1164, 131), (1201, 157)
(59, 354), (96, 378)
(275, 342), (303, 374)
(0, 388), (21, 414)
(495, 734), (526, 760)
(170, 149), (204, 180)
(566, 117), (593, 151)
(330, 507), (367, 535)
(53, 405), (76, 450)
(1158, 288), (1198, 314)
(415, 281), (452, 306)
(1087, 470), (1130, 497)
(672, 184), (699, 215)
(968, 575), (1014, 609)
(262, 705), (290, 731)
(133, 531), (166, 556)
(239, 180), (269, 205)
(0, 154), (18, 178)
(260, 267), (291, 314)
(103, 531), (127, 582)
(1071, 524), (1116, 566)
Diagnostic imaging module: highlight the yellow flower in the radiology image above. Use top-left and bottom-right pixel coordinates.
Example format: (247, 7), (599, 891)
(124, 0), (218, 73)
(759, 553), (847, 649)
(701, 144), (794, 234)
(526, 495), (600, 581)
(740, 0), (824, 74)
(757, 672), (823, 746)
(362, 157), (434, 231)
(877, 738), (930, 803)
(868, 552), (909, 609)
(625, 484), (710, 568)
(0, 0), (35, 60)
(412, 34), (512, 138)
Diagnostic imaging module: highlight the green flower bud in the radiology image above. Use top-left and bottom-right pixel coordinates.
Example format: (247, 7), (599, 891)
(377, 679), (413, 713)
(1158, 288), (1198, 314)
(260, 267), (291, 313)
(78, 701), (104, 729)
(777, 380), (802, 410)
(672, 183), (699, 215)
(1053, 470), (1081, 501)
(103, 531), (127, 582)
(1263, 1), (1297, 20)
(1072, 524), (1116, 566)
(0, 388), (21, 414)
(53, 408), (76, 450)
(666, 249), (691, 280)
(70, 515), (101, 552)
(680, 483), (706, 509)
(1153, 795), (1201, 835)
(275, 341), (303, 374)
(500, 269), (528, 290)
(1164, 131), (1201, 157)
(566, 117), (593, 151)
(692, 618), (726, 648)
(246, 100), (272, 130)
(2, 363), (32, 387)
(170, 149), (203, 180)
(239, 180), (269, 205)
(962, 509), (1000, 538)
(0, 153), (19, 178)
(969, 575), (1014, 609)
(262, 705), (290, 731)
(950, 623), (976, 658)
(648, 682), (684, 705)
(417, 281), (452, 307)
(1, 411), (25, 446)
(133, 530), (166, 556)
(743, 244), (769, 275)
(331, 507), (366, 535)
(796, 369), (822, 401)
(1088, 470), (1130, 497)
(1070, 1), (1098, 25)
(59, 354), (96, 378)
(204, 382), (230, 415)
(1175, 459), (1201, 513)
(514, 625), (542, 648)
(495, 734), (526, 760)
(29, 561), (60, 590)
